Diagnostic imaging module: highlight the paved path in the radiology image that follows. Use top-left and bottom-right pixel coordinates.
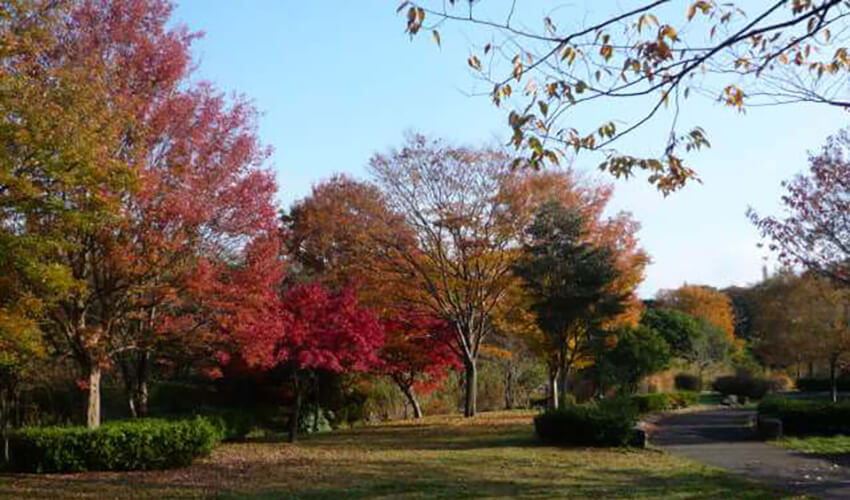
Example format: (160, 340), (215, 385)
(651, 408), (850, 499)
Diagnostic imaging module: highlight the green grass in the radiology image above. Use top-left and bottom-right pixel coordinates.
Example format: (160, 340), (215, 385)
(0, 411), (801, 499)
(776, 435), (850, 455)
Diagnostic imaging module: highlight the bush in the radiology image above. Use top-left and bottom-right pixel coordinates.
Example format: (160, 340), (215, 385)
(7, 417), (219, 473)
(534, 399), (638, 447)
(796, 377), (850, 393)
(201, 408), (257, 441)
(758, 397), (850, 436)
(674, 373), (702, 392)
(631, 391), (698, 414)
(712, 374), (769, 400)
(298, 404), (333, 434)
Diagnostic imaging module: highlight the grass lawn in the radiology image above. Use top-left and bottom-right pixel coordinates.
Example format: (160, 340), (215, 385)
(1, 411), (801, 499)
(776, 435), (850, 455)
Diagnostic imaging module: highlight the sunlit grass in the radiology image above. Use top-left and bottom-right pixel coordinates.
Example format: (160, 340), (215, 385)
(1, 410), (802, 499)
(776, 435), (850, 455)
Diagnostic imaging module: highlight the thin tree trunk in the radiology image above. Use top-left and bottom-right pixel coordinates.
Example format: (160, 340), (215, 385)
(288, 369), (301, 443)
(86, 365), (101, 428)
(548, 366), (560, 410)
(311, 373), (320, 434)
(463, 359), (477, 417)
(558, 368), (570, 407)
(504, 362), (514, 410)
(809, 361), (815, 378)
(830, 355), (839, 403)
(398, 383), (423, 420)
(135, 351), (149, 417)
(119, 357), (138, 418)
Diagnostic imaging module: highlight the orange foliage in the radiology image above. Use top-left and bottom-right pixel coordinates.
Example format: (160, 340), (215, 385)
(657, 285), (736, 342)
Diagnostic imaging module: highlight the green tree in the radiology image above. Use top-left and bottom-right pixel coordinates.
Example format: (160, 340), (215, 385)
(640, 308), (702, 359)
(595, 326), (672, 394)
(513, 200), (625, 407)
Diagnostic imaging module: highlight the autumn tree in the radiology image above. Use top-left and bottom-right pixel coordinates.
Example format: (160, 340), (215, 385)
(283, 176), (459, 416)
(750, 129), (850, 286)
(379, 310), (460, 419)
(750, 270), (815, 375)
(232, 283), (383, 442)
(399, 1), (850, 192)
(282, 174), (414, 307)
(1, 0), (280, 427)
(752, 271), (850, 401)
(656, 285), (736, 342)
(369, 134), (522, 417)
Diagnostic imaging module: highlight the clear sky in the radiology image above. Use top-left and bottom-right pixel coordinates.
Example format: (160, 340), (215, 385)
(172, 1), (847, 298)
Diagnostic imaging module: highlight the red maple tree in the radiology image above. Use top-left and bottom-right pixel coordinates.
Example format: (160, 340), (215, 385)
(379, 310), (461, 419)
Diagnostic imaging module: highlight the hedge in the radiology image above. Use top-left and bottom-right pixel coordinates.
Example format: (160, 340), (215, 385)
(631, 391), (698, 414)
(758, 397), (850, 436)
(674, 374), (702, 392)
(712, 374), (769, 400)
(534, 399), (638, 447)
(796, 377), (850, 393)
(6, 416), (219, 473)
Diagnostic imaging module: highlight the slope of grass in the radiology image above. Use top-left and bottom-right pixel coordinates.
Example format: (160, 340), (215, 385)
(1, 411), (800, 499)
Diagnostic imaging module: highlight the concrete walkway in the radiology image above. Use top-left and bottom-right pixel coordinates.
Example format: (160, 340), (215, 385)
(651, 408), (850, 499)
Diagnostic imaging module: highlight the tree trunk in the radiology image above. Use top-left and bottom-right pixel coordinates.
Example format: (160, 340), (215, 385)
(135, 351), (150, 417)
(504, 363), (514, 410)
(311, 373), (320, 434)
(463, 359), (477, 417)
(558, 364), (571, 407)
(808, 361), (815, 378)
(548, 366), (560, 410)
(86, 365), (101, 428)
(288, 370), (301, 443)
(830, 355), (839, 403)
(398, 383), (423, 420)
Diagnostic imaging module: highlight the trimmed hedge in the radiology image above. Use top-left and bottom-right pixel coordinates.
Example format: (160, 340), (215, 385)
(712, 374), (769, 400)
(796, 377), (850, 393)
(7, 416), (219, 473)
(758, 397), (850, 436)
(534, 399), (638, 447)
(631, 391), (698, 414)
(674, 374), (702, 392)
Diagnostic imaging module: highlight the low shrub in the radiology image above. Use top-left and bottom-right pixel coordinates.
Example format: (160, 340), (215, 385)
(796, 377), (850, 393)
(758, 397), (850, 436)
(7, 416), (219, 473)
(298, 404), (333, 434)
(712, 374), (769, 400)
(534, 398), (638, 447)
(201, 408), (257, 441)
(674, 373), (702, 392)
(631, 391), (698, 414)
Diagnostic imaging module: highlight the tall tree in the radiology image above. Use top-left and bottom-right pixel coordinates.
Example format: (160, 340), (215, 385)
(750, 129), (850, 286)
(369, 134), (522, 417)
(752, 271), (850, 401)
(513, 200), (625, 407)
(399, 1), (850, 192)
(4, 0), (279, 427)
(656, 285), (736, 342)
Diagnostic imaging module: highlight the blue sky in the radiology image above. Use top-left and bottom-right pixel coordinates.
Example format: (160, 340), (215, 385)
(172, 1), (847, 298)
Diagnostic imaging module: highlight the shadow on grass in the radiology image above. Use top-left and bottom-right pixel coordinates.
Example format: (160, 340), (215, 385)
(211, 463), (786, 500)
